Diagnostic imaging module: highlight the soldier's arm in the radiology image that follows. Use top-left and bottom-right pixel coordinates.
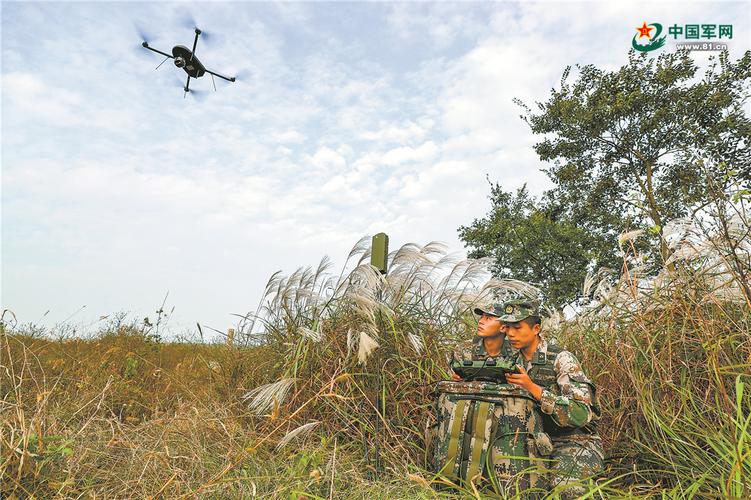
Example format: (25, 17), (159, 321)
(538, 351), (597, 429)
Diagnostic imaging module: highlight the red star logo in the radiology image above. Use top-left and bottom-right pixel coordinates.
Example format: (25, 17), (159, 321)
(636, 21), (654, 39)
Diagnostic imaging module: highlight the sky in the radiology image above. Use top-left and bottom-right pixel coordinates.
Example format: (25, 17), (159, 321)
(2, 1), (749, 339)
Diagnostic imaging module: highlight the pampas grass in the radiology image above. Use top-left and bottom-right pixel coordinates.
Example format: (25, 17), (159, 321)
(276, 421), (321, 450)
(356, 330), (379, 365)
(3, 207), (750, 498)
(243, 378), (296, 416)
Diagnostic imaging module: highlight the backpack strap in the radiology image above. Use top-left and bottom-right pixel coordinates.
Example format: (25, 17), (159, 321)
(464, 401), (495, 482)
(546, 343), (563, 360)
(444, 399), (468, 479)
(501, 337), (512, 357)
(471, 336), (486, 358)
(443, 398), (497, 483)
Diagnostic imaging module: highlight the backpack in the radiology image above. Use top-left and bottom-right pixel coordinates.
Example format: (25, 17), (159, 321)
(427, 380), (552, 493)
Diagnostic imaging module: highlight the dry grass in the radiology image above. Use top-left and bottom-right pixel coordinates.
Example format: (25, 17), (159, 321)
(2, 207), (750, 498)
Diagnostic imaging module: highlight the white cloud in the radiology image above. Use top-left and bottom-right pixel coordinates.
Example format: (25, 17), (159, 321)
(3, 1), (748, 336)
(386, 3), (490, 47)
(272, 129), (305, 144)
(4, 72), (83, 126)
(307, 146), (347, 171)
(359, 120), (430, 144)
(380, 141), (438, 166)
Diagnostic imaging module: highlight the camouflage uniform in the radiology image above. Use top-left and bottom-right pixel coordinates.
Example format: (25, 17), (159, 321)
(505, 340), (604, 496)
(500, 300), (604, 498)
(447, 336), (552, 490)
(427, 304), (552, 493)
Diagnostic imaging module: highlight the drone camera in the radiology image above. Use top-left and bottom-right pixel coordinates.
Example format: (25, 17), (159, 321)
(174, 56), (186, 68)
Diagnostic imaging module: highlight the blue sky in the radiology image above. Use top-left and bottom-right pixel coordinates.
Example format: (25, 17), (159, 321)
(2, 1), (749, 338)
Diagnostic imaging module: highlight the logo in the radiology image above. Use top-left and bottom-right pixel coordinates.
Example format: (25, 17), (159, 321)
(632, 21), (667, 52)
(505, 305), (514, 314)
(631, 21), (734, 53)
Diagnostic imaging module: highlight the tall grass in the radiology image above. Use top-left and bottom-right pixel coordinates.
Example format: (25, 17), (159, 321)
(2, 206), (749, 497)
(561, 212), (751, 497)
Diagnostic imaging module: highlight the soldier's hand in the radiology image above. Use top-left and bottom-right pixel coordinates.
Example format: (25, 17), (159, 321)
(505, 365), (531, 388)
(451, 371), (463, 381)
(506, 365), (543, 400)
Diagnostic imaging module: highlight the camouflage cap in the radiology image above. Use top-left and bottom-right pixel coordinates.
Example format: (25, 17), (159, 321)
(498, 299), (542, 323)
(473, 302), (504, 317)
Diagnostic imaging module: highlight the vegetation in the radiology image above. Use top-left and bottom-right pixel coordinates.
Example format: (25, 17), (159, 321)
(2, 49), (750, 499)
(460, 49), (751, 308)
(3, 205), (750, 497)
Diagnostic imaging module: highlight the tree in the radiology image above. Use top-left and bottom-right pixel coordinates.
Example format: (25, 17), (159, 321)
(519, 49), (751, 263)
(460, 50), (751, 308)
(458, 185), (616, 309)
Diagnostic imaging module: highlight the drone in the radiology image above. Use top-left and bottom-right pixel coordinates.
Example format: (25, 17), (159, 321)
(141, 26), (236, 98)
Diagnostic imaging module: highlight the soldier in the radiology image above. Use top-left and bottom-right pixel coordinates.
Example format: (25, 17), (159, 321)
(450, 302), (511, 381)
(436, 301), (548, 492)
(500, 298), (604, 498)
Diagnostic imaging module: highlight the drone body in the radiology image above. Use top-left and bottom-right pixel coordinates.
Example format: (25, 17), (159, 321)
(171, 45), (206, 78)
(141, 28), (235, 97)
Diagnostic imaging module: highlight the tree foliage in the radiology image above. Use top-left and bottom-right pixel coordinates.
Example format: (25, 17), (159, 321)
(458, 185), (614, 309)
(460, 49), (751, 308)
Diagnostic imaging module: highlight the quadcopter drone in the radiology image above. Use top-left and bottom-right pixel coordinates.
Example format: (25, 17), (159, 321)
(141, 26), (236, 98)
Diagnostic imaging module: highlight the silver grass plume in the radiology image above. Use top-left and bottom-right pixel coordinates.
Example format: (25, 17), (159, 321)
(542, 309), (564, 333)
(583, 269), (612, 299)
(347, 235), (373, 263)
(618, 229), (645, 247)
(358, 330), (380, 364)
(575, 214), (751, 323)
(346, 328), (355, 356)
(663, 218), (693, 249)
(276, 421), (321, 450)
(300, 326), (322, 342)
(408, 333), (425, 354)
(242, 378), (296, 415)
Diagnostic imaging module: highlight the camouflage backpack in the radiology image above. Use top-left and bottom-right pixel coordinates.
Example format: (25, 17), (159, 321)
(426, 380), (553, 494)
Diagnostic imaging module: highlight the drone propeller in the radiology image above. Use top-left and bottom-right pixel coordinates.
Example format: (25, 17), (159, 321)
(134, 24), (158, 58)
(178, 11), (213, 43)
(187, 87), (209, 102)
(136, 28), (150, 45)
(233, 69), (251, 81)
(134, 22), (157, 46)
(174, 75), (208, 101)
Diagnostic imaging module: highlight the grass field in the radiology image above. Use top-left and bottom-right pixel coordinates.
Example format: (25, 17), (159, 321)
(3, 221), (750, 498)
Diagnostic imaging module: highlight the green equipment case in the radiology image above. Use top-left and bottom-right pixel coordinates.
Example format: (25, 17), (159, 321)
(427, 380), (552, 494)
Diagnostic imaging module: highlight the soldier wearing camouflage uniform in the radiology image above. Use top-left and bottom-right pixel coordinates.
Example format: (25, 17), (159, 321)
(451, 302), (512, 380)
(437, 303), (552, 493)
(499, 299), (604, 498)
